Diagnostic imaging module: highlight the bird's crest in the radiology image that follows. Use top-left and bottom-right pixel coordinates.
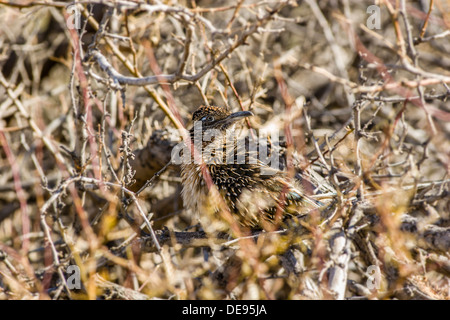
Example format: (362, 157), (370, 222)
(192, 105), (230, 124)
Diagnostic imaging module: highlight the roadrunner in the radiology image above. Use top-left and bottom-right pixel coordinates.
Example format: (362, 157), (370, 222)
(180, 105), (320, 231)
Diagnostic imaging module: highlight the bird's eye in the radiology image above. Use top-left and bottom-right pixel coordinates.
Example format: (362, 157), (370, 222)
(201, 116), (215, 122)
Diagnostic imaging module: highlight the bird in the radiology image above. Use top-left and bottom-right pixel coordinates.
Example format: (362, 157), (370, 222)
(180, 105), (320, 232)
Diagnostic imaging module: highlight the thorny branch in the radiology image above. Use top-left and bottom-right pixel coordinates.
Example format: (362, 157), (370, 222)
(0, 0), (449, 300)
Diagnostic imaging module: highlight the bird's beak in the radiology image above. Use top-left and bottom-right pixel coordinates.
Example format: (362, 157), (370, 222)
(225, 110), (254, 124)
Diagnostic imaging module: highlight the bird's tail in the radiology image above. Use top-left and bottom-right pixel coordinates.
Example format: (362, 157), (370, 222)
(288, 190), (323, 209)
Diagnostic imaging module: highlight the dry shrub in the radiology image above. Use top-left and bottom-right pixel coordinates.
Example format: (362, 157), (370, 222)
(0, 0), (448, 300)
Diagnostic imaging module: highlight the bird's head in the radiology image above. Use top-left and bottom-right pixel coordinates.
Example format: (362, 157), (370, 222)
(190, 105), (253, 133)
(186, 105), (253, 162)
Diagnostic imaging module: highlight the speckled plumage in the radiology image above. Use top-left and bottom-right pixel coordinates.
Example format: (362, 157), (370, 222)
(180, 105), (319, 230)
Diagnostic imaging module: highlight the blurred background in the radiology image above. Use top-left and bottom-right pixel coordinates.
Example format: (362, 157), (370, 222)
(0, 0), (449, 300)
